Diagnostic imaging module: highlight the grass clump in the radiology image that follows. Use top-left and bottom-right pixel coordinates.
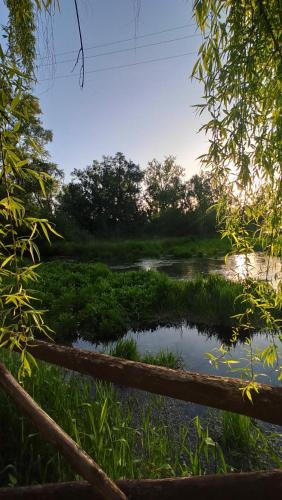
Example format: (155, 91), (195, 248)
(222, 412), (257, 451)
(220, 411), (282, 469)
(109, 338), (183, 369)
(179, 416), (228, 476)
(142, 351), (182, 369)
(110, 338), (139, 361)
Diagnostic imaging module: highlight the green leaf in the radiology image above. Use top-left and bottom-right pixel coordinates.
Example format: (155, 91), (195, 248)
(10, 93), (21, 111)
(1, 254), (15, 268)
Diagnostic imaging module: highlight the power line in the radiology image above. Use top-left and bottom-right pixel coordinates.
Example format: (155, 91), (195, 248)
(73, 0), (85, 88)
(37, 22), (197, 61)
(39, 33), (200, 67)
(38, 50), (196, 83)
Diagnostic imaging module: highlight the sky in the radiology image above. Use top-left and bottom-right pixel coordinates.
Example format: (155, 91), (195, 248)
(3, 0), (209, 181)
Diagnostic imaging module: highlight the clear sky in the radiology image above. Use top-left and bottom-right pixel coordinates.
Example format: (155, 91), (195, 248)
(4, 0), (209, 181)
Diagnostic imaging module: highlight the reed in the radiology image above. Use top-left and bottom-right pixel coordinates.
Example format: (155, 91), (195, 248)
(221, 411), (282, 469)
(109, 339), (183, 369)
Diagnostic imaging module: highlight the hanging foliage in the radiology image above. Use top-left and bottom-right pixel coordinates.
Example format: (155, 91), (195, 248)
(0, 0), (59, 378)
(192, 0), (282, 385)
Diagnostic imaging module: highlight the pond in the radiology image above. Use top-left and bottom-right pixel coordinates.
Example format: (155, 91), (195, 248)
(111, 252), (281, 288)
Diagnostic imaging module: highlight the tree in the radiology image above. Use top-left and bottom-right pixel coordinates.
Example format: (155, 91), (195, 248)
(193, 0), (282, 383)
(185, 172), (217, 235)
(11, 94), (63, 216)
(22, 98), (63, 215)
(58, 152), (144, 236)
(145, 156), (187, 215)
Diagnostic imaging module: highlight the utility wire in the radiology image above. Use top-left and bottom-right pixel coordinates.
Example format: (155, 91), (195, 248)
(39, 33), (200, 68)
(73, 0), (85, 88)
(39, 50), (196, 83)
(37, 22), (197, 61)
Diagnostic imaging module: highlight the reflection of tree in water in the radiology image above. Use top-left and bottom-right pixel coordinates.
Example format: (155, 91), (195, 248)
(190, 321), (253, 347)
(80, 320), (254, 349)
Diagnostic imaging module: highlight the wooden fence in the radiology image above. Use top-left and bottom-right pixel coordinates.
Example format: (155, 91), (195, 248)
(1, 339), (282, 499)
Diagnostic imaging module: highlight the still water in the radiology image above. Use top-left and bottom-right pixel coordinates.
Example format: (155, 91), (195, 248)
(112, 252), (281, 288)
(75, 323), (282, 386)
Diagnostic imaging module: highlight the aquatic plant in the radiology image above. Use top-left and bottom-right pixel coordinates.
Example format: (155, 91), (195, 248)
(32, 262), (258, 343)
(109, 339), (183, 369)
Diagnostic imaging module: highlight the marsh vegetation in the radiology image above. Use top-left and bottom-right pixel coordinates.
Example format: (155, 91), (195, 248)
(34, 261), (280, 343)
(1, 351), (281, 487)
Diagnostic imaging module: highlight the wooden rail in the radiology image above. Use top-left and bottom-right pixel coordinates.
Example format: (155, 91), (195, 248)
(1, 471), (282, 500)
(20, 339), (282, 426)
(0, 363), (126, 500)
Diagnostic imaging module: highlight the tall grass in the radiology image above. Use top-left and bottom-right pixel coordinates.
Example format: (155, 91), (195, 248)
(142, 351), (182, 369)
(179, 417), (228, 476)
(222, 412), (257, 451)
(0, 352), (280, 487)
(221, 411), (282, 469)
(0, 351), (227, 487)
(109, 339), (183, 369)
(109, 338), (139, 361)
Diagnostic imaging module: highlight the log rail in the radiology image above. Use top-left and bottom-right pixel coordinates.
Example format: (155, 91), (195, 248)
(1, 472), (282, 500)
(22, 339), (282, 426)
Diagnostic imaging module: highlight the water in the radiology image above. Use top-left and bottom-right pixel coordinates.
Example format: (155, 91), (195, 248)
(111, 252), (281, 288)
(74, 323), (282, 386)
(74, 252), (281, 385)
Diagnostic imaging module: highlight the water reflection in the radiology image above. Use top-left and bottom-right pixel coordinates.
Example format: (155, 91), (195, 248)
(111, 252), (281, 288)
(225, 253), (281, 288)
(74, 323), (281, 385)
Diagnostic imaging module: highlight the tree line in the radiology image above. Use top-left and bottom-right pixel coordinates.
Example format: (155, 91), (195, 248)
(50, 152), (218, 239)
(36, 157), (218, 242)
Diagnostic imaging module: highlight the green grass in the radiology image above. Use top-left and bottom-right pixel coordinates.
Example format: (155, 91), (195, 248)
(222, 412), (258, 452)
(0, 350), (228, 487)
(33, 261), (250, 342)
(220, 411), (282, 470)
(142, 351), (182, 369)
(110, 338), (139, 361)
(109, 338), (183, 369)
(42, 236), (231, 263)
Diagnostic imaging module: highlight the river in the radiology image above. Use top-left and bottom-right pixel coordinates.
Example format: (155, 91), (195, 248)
(111, 252), (281, 288)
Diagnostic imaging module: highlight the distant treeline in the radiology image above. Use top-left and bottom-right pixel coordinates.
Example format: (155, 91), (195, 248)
(52, 153), (218, 240)
(22, 152), (218, 241)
